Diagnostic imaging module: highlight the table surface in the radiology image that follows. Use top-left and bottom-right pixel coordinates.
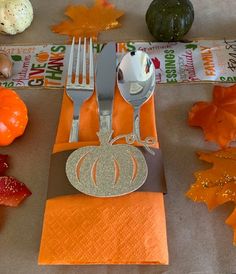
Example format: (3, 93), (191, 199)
(1, 1), (236, 274)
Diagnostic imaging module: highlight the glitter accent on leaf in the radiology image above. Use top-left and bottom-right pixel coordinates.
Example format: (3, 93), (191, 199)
(0, 176), (31, 207)
(0, 154), (8, 175)
(186, 147), (236, 244)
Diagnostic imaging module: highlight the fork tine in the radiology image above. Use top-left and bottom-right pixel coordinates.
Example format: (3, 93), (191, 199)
(67, 36), (75, 85)
(66, 37), (95, 143)
(75, 37), (81, 84)
(89, 38), (94, 86)
(82, 37), (87, 85)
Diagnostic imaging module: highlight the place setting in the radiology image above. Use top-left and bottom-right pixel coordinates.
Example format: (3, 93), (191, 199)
(1, 0), (236, 271)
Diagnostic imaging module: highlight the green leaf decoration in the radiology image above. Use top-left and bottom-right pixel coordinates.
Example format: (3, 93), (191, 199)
(11, 55), (22, 61)
(185, 44), (198, 51)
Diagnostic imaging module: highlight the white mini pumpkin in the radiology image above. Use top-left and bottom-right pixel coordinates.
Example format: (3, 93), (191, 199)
(0, 0), (33, 35)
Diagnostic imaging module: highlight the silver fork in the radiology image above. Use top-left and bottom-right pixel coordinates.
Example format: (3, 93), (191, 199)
(66, 37), (94, 142)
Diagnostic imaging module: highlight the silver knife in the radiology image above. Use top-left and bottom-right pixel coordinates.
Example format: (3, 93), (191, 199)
(95, 42), (116, 132)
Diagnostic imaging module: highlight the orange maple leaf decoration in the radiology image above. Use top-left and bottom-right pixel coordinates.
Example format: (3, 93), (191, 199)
(186, 147), (236, 245)
(51, 0), (124, 41)
(188, 85), (236, 148)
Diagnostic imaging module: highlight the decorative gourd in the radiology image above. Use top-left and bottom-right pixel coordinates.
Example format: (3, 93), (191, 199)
(66, 131), (148, 197)
(0, 87), (28, 146)
(145, 0), (194, 42)
(0, 0), (33, 35)
(0, 52), (13, 78)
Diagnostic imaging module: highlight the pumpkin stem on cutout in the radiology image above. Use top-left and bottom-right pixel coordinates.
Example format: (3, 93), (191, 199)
(97, 130), (113, 145)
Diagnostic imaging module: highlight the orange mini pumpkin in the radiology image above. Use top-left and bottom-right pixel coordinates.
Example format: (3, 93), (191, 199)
(0, 87), (28, 146)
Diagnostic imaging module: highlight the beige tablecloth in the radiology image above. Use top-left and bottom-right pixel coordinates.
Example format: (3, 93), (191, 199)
(1, 0), (236, 273)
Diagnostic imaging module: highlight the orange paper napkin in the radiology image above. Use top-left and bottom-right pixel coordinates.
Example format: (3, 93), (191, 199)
(38, 192), (168, 265)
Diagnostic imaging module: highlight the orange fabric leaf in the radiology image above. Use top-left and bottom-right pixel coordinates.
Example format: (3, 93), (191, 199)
(51, 0), (124, 40)
(186, 147), (236, 245)
(188, 85), (236, 148)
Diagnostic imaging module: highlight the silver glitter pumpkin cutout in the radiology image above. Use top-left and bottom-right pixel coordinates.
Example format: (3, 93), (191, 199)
(66, 131), (148, 197)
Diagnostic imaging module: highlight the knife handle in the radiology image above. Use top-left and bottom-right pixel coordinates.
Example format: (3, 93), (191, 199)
(100, 114), (111, 132)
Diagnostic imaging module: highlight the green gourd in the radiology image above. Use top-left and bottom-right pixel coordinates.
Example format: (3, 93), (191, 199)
(145, 0), (194, 42)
